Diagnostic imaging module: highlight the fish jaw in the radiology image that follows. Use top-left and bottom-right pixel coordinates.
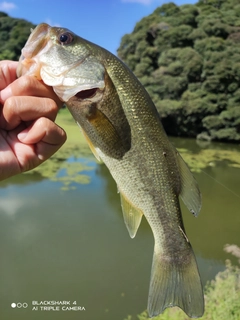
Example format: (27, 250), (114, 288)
(47, 54), (106, 102)
(17, 23), (51, 79)
(18, 23), (105, 102)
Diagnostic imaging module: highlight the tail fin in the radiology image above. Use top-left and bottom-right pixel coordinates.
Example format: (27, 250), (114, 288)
(148, 248), (204, 318)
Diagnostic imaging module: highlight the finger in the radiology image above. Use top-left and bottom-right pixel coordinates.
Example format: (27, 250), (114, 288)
(0, 128), (22, 180)
(1, 96), (59, 130)
(0, 61), (18, 90)
(0, 75), (62, 107)
(17, 117), (67, 161)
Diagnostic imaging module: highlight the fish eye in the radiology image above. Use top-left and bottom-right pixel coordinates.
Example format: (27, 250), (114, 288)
(59, 32), (74, 45)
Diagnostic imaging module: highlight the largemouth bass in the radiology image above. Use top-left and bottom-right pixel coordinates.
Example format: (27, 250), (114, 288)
(18, 23), (204, 318)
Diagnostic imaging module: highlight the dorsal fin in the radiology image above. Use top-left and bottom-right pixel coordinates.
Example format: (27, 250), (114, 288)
(119, 191), (143, 238)
(176, 152), (202, 217)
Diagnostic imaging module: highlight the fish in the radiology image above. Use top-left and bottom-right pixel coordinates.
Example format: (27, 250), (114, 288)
(17, 23), (204, 318)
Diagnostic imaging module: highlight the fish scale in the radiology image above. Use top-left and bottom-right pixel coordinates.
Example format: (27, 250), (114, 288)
(18, 23), (204, 318)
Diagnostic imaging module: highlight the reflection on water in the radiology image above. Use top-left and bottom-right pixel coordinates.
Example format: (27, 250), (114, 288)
(0, 137), (240, 320)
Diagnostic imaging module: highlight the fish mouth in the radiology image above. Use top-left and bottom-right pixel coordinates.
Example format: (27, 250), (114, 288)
(22, 23), (50, 59)
(17, 23), (51, 78)
(17, 23), (106, 102)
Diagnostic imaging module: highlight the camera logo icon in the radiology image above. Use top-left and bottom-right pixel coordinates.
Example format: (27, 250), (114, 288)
(11, 302), (28, 308)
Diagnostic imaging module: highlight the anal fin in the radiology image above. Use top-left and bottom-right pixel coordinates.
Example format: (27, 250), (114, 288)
(119, 191), (143, 239)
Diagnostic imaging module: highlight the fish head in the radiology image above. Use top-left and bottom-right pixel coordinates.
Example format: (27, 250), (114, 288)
(18, 23), (105, 102)
(18, 23), (131, 159)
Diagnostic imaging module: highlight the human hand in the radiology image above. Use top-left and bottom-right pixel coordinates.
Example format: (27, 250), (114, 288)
(0, 60), (67, 181)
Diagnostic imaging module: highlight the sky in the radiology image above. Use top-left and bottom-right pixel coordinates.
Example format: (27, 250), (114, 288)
(0, 0), (197, 54)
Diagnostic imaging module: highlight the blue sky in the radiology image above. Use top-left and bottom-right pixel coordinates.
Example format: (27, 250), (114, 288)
(0, 0), (197, 54)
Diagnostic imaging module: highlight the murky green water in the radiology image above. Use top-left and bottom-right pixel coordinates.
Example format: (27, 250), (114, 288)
(0, 113), (240, 320)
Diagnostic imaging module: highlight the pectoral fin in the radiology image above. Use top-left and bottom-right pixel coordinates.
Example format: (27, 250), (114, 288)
(81, 128), (101, 162)
(176, 152), (202, 217)
(88, 108), (128, 160)
(119, 191), (143, 238)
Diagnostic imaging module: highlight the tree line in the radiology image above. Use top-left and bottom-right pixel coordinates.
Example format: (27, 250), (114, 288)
(0, 12), (34, 60)
(118, 0), (240, 143)
(1, 2), (240, 143)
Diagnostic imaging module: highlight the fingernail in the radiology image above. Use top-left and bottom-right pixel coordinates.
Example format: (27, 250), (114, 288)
(17, 131), (28, 141)
(0, 86), (13, 102)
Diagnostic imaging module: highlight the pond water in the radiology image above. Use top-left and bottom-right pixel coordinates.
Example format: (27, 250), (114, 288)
(0, 114), (240, 320)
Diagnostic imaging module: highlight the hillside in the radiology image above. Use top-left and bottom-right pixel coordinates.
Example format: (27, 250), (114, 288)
(0, 12), (34, 61)
(117, 0), (240, 142)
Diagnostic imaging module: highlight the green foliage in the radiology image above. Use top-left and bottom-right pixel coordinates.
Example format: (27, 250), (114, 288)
(124, 246), (240, 320)
(204, 261), (240, 320)
(117, 0), (240, 142)
(0, 12), (34, 61)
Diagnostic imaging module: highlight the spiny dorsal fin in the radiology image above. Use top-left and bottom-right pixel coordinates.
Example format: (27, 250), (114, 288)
(176, 151), (202, 217)
(119, 191), (143, 238)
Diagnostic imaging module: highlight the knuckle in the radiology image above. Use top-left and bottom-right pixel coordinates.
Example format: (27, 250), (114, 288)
(45, 98), (58, 113)
(4, 96), (19, 114)
(42, 98), (59, 120)
(18, 76), (36, 91)
(4, 96), (16, 110)
(36, 117), (48, 129)
(2, 97), (22, 129)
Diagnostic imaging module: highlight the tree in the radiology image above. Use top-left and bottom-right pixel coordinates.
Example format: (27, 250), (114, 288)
(0, 12), (35, 61)
(117, 0), (240, 142)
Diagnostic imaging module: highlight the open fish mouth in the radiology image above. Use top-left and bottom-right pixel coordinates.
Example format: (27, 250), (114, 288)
(17, 23), (83, 80)
(17, 23), (51, 79)
(17, 23), (105, 102)
(21, 23), (50, 59)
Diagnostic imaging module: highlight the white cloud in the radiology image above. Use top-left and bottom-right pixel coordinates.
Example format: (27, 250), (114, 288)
(45, 18), (61, 28)
(0, 1), (17, 11)
(121, 0), (153, 5)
